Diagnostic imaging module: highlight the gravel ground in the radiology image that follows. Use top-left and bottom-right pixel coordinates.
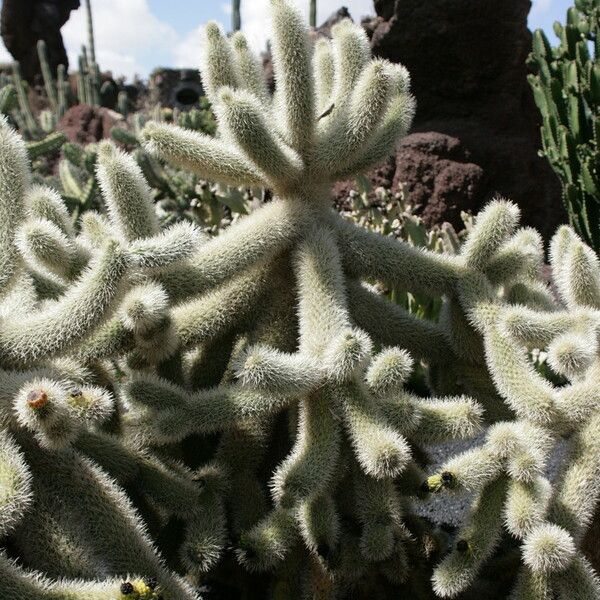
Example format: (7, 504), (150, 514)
(412, 435), (570, 526)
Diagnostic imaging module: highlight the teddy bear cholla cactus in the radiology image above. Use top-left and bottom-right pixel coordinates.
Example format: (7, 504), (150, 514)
(128, 0), (581, 595)
(0, 117), (211, 599)
(423, 216), (600, 599)
(1, 1), (598, 599)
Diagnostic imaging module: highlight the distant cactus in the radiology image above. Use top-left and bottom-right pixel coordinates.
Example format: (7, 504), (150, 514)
(310, 0), (317, 27)
(528, 0), (600, 251)
(26, 131), (66, 161)
(85, 0), (97, 66)
(232, 0), (242, 31)
(0, 83), (17, 116)
(37, 40), (58, 114)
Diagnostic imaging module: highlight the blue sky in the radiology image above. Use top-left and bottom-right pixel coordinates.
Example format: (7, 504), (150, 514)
(0, 0), (574, 80)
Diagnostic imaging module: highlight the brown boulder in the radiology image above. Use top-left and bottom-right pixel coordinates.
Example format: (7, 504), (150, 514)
(332, 132), (485, 229)
(393, 132), (485, 228)
(1, 0), (80, 83)
(362, 0), (564, 240)
(56, 104), (124, 145)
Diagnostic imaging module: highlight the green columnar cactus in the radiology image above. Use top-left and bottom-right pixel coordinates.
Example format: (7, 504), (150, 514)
(0, 83), (17, 116)
(310, 0), (317, 28)
(85, 0), (97, 66)
(12, 62), (40, 138)
(26, 131), (67, 161)
(232, 0), (242, 32)
(37, 40), (59, 114)
(528, 0), (600, 251)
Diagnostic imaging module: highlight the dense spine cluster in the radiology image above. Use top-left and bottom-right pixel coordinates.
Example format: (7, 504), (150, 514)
(0, 118), (203, 600)
(0, 1), (598, 598)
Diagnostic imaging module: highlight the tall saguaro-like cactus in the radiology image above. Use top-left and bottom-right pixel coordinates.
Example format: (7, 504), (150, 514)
(232, 0), (242, 32)
(85, 0), (97, 66)
(528, 0), (600, 251)
(310, 0), (317, 27)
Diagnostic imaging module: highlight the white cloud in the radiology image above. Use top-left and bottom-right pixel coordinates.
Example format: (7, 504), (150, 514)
(172, 25), (205, 70)
(172, 0), (373, 71)
(62, 0), (178, 80)
(243, 0), (373, 54)
(531, 0), (552, 15)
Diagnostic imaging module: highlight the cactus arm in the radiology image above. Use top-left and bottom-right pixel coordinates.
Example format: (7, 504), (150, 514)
(141, 121), (266, 188)
(171, 261), (274, 348)
(270, 391), (341, 507)
(0, 241), (128, 366)
(215, 87), (304, 187)
(333, 213), (462, 296)
(36, 40), (58, 113)
(313, 39), (335, 114)
(126, 221), (203, 269)
(0, 431), (33, 537)
(231, 33), (269, 103)
(270, 0), (315, 155)
(346, 280), (454, 363)
(432, 477), (509, 598)
(124, 376), (291, 443)
(11, 62), (39, 138)
(201, 22), (240, 102)
(96, 142), (160, 242)
(0, 117), (29, 293)
(339, 380), (411, 479)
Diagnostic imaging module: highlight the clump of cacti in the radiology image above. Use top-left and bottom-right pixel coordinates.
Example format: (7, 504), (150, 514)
(0, 114), (206, 599)
(0, 1), (598, 599)
(528, 0), (600, 252)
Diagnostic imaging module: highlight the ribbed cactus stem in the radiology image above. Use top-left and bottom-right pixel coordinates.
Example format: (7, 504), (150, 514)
(36, 40), (58, 113)
(232, 0), (241, 31)
(26, 132), (66, 161)
(117, 90), (129, 116)
(310, 0), (317, 27)
(90, 62), (101, 107)
(11, 62), (39, 137)
(77, 55), (88, 105)
(85, 0), (97, 66)
(0, 84), (17, 116)
(56, 65), (67, 118)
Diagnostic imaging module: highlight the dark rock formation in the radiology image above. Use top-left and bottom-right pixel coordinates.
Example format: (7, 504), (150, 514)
(1, 0), (80, 83)
(361, 0), (564, 240)
(393, 133), (485, 228)
(56, 104), (123, 145)
(333, 133), (486, 229)
(148, 68), (204, 111)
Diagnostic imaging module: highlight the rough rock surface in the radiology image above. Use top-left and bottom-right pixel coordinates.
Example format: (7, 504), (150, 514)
(361, 0), (564, 239)
(1, 0), (80, 82)
(332, 133), (486, 229)
(56, 104), (123, 145)
(392, 133), (485, 228)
